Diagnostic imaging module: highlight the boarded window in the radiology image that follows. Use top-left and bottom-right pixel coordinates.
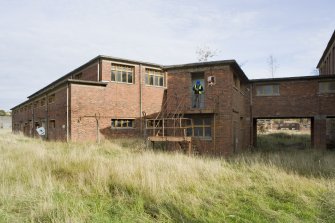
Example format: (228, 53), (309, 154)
(256, 84), (280, 96)
(319, 81), (335, 93)
(111, 64), (134, 84)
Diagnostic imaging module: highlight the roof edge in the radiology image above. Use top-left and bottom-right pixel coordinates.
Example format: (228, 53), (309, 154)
(250, 75), (335, 83)
(317, 30), (335, 68)
(11, 80), (107, 110)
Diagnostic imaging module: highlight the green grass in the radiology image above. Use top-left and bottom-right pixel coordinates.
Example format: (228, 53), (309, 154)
(257, 130), (311, 150)
(0, 129), (335, 222)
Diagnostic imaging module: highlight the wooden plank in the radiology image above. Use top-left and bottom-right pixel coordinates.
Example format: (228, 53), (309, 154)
(148, 136), (192, 142)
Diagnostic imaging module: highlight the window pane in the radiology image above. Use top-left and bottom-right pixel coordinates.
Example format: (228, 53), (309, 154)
(128, 120), (133, 127)
(159, 76), (164, 86)
(186, 127), (192, 136)
(154, 76), (159, 86)
(111, 71), (116, 81)
(264, 85), (272, 95)
(256, 86), (263, 95)
(204, 118), (211, 125)
(145, 74), (149, 84)
(122, 71), (127, 82)
(194, 119), (202, 125)
(117, 71), (122, 82)
(127, 72), (133, 83)
(116, 120), (121, 127)
(122, 120), (127, 128)
(194, 127), (203, 137)
(273, 85), (279, 94)
(111, 120), (115, 127)
(149, 75), (154, 85)
(205, 127), (211, 137)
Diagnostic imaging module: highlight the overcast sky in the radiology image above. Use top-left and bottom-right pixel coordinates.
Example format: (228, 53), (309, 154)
(0, 0), (334, 111)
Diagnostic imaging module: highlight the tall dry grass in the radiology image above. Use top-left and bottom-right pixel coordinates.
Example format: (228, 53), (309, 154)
(0, 129), (335, 222)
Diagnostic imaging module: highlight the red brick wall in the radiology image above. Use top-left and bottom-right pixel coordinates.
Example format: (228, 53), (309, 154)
(251, 79), (335, 149)
(165, 65), (248, 155)
(70, 60), (165, 142)
(12, 86), (68, 141)
(72, 63), (99, 81)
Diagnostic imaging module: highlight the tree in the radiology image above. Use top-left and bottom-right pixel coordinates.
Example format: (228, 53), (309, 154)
(311, 69), (319, 76)
(196, 46), (218, 62)
(267, 54), (279, 78)
(0, 110), (6, 116)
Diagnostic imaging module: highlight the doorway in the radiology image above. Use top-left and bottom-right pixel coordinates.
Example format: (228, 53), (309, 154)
(191, 72), (205, 109)
(254, 118), (312, 150)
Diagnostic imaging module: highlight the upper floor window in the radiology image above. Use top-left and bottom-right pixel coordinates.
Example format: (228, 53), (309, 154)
(111, 64), (134, 84)
(256, 84), (280, 96)
(319, 81), (335, 93)
(145, 69), (165, 87)
(48, 94), (55, 104)
(40, 98), (46, 106)
(74, 73), (82, 80)
(233, 74), (240, 89)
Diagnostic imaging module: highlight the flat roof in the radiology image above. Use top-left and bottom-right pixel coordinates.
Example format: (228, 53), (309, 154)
(317, 30), (335, 68)
(11, 80), (107, 110)
(250, 75), (335, 83)
(164, 60), (249, 82)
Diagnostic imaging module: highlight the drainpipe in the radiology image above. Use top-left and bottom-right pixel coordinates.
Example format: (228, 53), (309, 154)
(97, 59), (100, 81)
(250, 84), (253, 148)
(46, 94), (49, 140)
(66, 83), (69, 142)
(139, 64), (143, 135)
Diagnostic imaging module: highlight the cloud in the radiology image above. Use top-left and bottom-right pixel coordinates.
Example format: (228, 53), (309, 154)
(0, 0), (334, 110)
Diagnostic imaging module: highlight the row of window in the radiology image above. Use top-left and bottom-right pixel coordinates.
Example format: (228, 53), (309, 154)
(15, 120), (56, 129)
(256, 81), (335, 96)
(111, 64), (166, 87)
(13, 94), (56, 114)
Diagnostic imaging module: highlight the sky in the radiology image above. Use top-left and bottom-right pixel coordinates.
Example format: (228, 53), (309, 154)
(0, 0), (334, 111)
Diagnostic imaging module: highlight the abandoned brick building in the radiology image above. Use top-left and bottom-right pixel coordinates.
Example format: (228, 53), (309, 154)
(11, 30), (335, 155)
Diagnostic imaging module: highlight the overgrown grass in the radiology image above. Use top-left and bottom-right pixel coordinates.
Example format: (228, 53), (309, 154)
(257, 130), (311, 150)
(0, 129), (335, 222)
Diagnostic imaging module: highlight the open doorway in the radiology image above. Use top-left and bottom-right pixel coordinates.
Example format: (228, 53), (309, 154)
(255, 118), (312, 150)
(191, 72), (205, 109)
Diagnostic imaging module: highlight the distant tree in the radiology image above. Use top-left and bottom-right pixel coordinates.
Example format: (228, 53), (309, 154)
(267, 54), (279, 78)
(196, 46), (219, 62)
(311, 69), (319, 76)
(0, 110), (6, 116)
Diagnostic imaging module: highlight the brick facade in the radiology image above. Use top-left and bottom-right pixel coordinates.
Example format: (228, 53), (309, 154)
(11, 43), (335, 154)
